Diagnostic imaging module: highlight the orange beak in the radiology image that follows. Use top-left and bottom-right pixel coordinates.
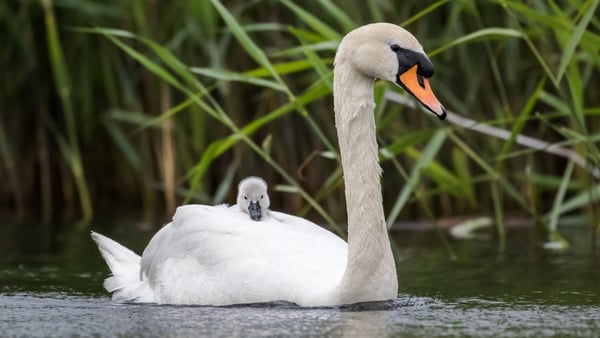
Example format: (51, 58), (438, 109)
(398, 64), (446, 120)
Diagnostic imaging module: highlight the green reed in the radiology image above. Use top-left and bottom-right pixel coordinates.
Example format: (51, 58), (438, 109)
(41, 0), (92, 225)
(0, 0), (598, 248)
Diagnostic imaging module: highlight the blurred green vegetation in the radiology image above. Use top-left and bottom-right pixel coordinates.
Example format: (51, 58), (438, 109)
(0, 0), (599, 247)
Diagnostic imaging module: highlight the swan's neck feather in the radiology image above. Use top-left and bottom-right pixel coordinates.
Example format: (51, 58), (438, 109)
(332, 62), (398, 303)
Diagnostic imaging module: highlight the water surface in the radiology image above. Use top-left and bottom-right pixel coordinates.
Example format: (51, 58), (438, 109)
(1, 221), (598, 337)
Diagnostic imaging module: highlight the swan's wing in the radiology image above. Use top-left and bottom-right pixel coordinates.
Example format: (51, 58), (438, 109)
(139, 204), (347, 305)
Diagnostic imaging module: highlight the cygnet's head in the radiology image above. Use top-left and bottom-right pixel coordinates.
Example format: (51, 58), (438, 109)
(236, 176), (270, 221)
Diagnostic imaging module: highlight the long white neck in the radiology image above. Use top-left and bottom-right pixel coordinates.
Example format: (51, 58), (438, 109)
(332, 61), (398, 304)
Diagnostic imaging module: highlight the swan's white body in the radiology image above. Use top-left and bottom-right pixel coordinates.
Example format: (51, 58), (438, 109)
(92, 22), (446, 306)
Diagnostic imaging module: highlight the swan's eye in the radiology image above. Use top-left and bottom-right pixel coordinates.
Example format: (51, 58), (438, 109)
(390, 44), (401, 52)
(260, 195), (264, 199)
(243, 196), (248, 200)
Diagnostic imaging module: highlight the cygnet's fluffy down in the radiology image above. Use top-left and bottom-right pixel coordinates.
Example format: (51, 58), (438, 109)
(235, 176), (270, 221)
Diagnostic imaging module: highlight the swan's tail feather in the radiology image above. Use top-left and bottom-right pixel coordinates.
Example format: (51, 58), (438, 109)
(91, 231), (156, 303)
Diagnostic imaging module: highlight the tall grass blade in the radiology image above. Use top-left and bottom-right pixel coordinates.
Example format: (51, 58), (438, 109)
(556, 0), (599, 83)
(547, 182), (600, 216)
(544, 160), (574, 251)
(211, 0), (282, 84)
(566, 60), (586, 129)
(386, 129), (448, 228)
(400, 0), (449, 27)
(288, 28), (332, 90)
(498, 78), (545, 162)
(103, 119), (141, 169)
(190, 67), (285, 91)
(279, 0), (341, 40)
(42, 0), (92, 224)
(316, 0), (356, 32)
(429, 27), (523, 57)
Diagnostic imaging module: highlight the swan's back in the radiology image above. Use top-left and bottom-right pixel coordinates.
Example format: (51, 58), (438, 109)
(140, 205), (347, 306)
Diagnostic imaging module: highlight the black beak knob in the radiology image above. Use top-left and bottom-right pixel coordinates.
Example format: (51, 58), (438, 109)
(248, 201), (262, 221)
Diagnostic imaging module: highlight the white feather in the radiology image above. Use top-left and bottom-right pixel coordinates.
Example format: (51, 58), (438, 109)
(90, 232), (155, 303)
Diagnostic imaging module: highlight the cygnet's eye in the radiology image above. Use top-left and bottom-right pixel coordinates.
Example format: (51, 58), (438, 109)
(390, 44), (401, 52)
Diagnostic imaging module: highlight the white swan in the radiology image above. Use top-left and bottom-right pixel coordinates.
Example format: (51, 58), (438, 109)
(91, 22), (446, 307)
(234, 176), (270, 221)
(215, 176), (271, 220)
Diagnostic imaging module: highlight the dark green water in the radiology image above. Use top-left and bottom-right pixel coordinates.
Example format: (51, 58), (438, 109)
(1, 221), (599, 337)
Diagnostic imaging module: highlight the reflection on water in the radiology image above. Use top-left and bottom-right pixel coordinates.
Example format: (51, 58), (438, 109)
(0, 220), (599, 337)
(2, 294), (598, 337)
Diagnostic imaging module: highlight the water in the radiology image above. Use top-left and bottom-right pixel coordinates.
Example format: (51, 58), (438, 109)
(1, 221), (599, 337)
(3, 294), (598, 337)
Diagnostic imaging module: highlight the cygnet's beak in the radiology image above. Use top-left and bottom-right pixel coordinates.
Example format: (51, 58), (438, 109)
(248, 201), (262, 221)
(397, 64), (446, 120)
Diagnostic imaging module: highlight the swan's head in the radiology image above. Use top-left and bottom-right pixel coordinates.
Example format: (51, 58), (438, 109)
(237, 176), (270, 221)
(334, 22), (446, 119)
